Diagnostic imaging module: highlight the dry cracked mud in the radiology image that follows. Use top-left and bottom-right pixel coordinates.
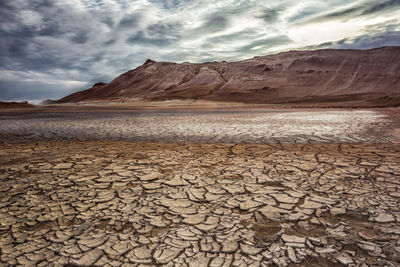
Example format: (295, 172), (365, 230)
(0, 109), (399, 143)
(0, 108), (399, 266)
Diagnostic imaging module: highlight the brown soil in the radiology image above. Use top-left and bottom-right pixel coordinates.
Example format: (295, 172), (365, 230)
(1, 141), (399, 266)
(288, 256), (343, 267)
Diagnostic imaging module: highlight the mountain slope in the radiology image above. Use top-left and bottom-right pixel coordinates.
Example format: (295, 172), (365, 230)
(56, 47), (400, 104)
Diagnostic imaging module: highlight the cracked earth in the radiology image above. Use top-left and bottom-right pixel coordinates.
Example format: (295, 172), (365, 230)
(0, 108), (399, 266)
(0, 109), (398, 143)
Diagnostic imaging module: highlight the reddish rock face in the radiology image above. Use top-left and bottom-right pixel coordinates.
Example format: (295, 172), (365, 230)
(56, 47), (400, 104)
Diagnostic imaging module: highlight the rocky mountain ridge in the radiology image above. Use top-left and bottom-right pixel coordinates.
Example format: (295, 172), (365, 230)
(56, 47), (400, 104)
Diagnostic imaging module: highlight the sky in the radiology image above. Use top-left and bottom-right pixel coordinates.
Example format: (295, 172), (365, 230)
(1, 0), (399, 102)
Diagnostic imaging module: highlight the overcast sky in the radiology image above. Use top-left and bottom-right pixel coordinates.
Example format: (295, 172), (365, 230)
(1, 0), (399, 102)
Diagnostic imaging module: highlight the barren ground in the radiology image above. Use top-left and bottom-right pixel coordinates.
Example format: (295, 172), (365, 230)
(0, 107), (399, 266)
(1, 107), (399, 143)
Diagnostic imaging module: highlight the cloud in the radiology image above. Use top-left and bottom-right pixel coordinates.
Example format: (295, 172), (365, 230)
(0, 0), (399, 101)
(300, 0), (400, 24)
(257, 8), (281, 23)
(0, 80), (87, 101)
(199, 13), (230, 33)
(202, 30), (259, 47)
(117, 13), (142, 30)
(0, 69), (89, 100)
(237, 36), (293, 53)
(313, 6), (362, 21)
(127, 31), (174, 46)
(309, 30), (400, 50)
(70, 31), (89, 44)
(126, 22), (182, 46)
(362, 0), (400, 15)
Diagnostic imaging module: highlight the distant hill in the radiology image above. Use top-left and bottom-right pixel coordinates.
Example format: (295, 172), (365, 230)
(56, 47), (400, 105)
(0, 101), (34, 108)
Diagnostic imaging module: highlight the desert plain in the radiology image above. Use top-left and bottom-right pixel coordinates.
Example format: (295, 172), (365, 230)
(0, 103), (399, 266)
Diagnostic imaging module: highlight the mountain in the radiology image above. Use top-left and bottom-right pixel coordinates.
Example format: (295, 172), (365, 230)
(0, 101), (35, 108)
(56, 47), (400, 104)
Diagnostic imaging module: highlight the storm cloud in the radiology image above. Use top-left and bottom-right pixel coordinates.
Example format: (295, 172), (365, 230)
(0, 0), (399, 101)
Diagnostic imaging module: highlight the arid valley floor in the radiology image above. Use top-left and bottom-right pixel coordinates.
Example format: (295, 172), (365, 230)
(0, 106), (399, 266)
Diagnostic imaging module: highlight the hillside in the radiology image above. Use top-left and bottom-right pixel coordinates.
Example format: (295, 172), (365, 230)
(0, 101), (35, 108)
(56, 47), (400, 104)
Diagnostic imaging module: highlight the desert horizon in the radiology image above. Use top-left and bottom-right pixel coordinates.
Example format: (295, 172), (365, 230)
(1, 0), (400, 266)
(2, 46), (399, 108)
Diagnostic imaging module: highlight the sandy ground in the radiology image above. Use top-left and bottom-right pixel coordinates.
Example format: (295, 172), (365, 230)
(0, 106), (399, 266)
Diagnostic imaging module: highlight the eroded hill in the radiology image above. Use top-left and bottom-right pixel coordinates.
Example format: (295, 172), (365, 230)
(56, 47), (400, 104)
